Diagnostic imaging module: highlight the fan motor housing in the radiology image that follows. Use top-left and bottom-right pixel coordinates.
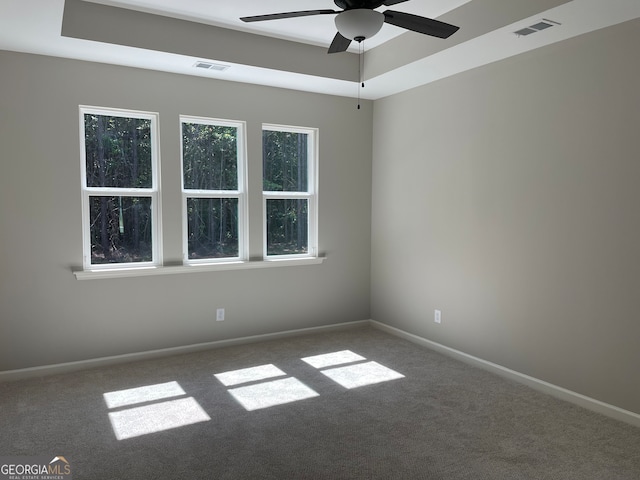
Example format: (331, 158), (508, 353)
(335, 0), (386, 10)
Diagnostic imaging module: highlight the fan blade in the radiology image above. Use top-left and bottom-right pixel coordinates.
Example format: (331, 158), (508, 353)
(383, 10), (459, 39)
(328, 32), (352, 54)
(241, 9), (338, 23)
(382, 0), (410, 5)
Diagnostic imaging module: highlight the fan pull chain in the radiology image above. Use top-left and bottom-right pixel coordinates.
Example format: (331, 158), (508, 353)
(357, 37), (365, 110)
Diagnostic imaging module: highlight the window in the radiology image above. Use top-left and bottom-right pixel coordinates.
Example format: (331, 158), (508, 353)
(262, 125), (318, 259)
(181, 116), (247, 263)
(80, 107), (161, 269)
(76, 110), (322, 279)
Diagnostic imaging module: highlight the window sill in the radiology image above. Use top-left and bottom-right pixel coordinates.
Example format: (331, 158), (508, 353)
(73, 257), (325, 280)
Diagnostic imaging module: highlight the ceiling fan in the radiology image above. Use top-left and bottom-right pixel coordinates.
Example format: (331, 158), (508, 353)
(240, 0), (460, 54)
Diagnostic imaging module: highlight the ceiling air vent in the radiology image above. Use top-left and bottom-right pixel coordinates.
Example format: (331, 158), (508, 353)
(193, 61), (230, 72)
(514, 19), (560, 37)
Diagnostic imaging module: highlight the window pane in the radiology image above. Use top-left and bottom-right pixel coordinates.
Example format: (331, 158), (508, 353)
(266, 199), (308, 256)
(187, 198), (239, 259)
(84, 114), (152, 188)
(89, 196), (152, 264)
(263, 130), (308, 192)
(182, 123), (238, 191)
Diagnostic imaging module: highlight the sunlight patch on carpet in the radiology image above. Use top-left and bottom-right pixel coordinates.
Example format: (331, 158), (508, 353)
(320, 361), (405, 389)
(108, 397), (210, 440)
(301, 350), (366, 369)
(214, 364), (287, 387)
(103, 381), (186, 409)
(228, 377), (319, 411)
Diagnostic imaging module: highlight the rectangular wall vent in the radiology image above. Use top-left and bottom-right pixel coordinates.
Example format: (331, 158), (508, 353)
(193, 61), (230, 72)
(514, 19), (560, 37)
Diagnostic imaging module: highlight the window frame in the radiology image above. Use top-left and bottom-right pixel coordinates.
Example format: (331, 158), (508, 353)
(180, 115), (248, 265)
(79, 106), (162, 271)
(262, 124), (318, 260)
(74, 110), (324, 280)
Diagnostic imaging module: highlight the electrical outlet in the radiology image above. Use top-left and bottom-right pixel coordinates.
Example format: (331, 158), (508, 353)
(216, 308), (225, 321)
(434, 309), (441, 324)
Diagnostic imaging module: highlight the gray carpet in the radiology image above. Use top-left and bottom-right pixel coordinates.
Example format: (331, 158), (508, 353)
(1, 327), (639, 479)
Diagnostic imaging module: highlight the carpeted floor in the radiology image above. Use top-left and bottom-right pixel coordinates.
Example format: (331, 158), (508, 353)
(1, 327), (639, 479)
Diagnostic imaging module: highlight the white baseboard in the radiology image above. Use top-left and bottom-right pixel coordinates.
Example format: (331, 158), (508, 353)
(0, 320), (369, 382)
(370, 320), (640, 428)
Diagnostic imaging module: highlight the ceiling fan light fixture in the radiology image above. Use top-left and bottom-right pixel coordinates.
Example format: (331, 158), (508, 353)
(335, 9), (384, 41)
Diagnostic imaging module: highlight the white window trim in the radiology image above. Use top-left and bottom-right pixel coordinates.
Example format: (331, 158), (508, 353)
(79, 106), (162, 271)
(73, 257), (325, 280)
(262, 124), (319, 260)
(74, 112), (325, 279)
(179, 115), (248, 265)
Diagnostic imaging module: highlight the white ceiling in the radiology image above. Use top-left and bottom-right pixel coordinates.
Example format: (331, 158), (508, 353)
(1, 0), (640, 99)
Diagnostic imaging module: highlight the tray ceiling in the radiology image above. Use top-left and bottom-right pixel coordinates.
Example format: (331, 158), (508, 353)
(1, 0), (639, 99)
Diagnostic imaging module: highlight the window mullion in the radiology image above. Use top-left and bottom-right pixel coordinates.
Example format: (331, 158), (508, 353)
(183, 189), (241, 198)
(86, 187), (155, 196)
(263, 191), (311, 199)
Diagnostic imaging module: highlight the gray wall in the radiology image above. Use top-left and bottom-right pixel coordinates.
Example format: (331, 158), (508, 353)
(2, 17), (639, 417)
(372, 19), (640, 415)
(0, 51), (372, 370)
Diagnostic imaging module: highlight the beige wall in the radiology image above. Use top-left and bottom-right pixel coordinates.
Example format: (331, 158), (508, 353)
(2, 16), (639, 417)
(371, 19), (640, 414)
(0, 51), (372, 370)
